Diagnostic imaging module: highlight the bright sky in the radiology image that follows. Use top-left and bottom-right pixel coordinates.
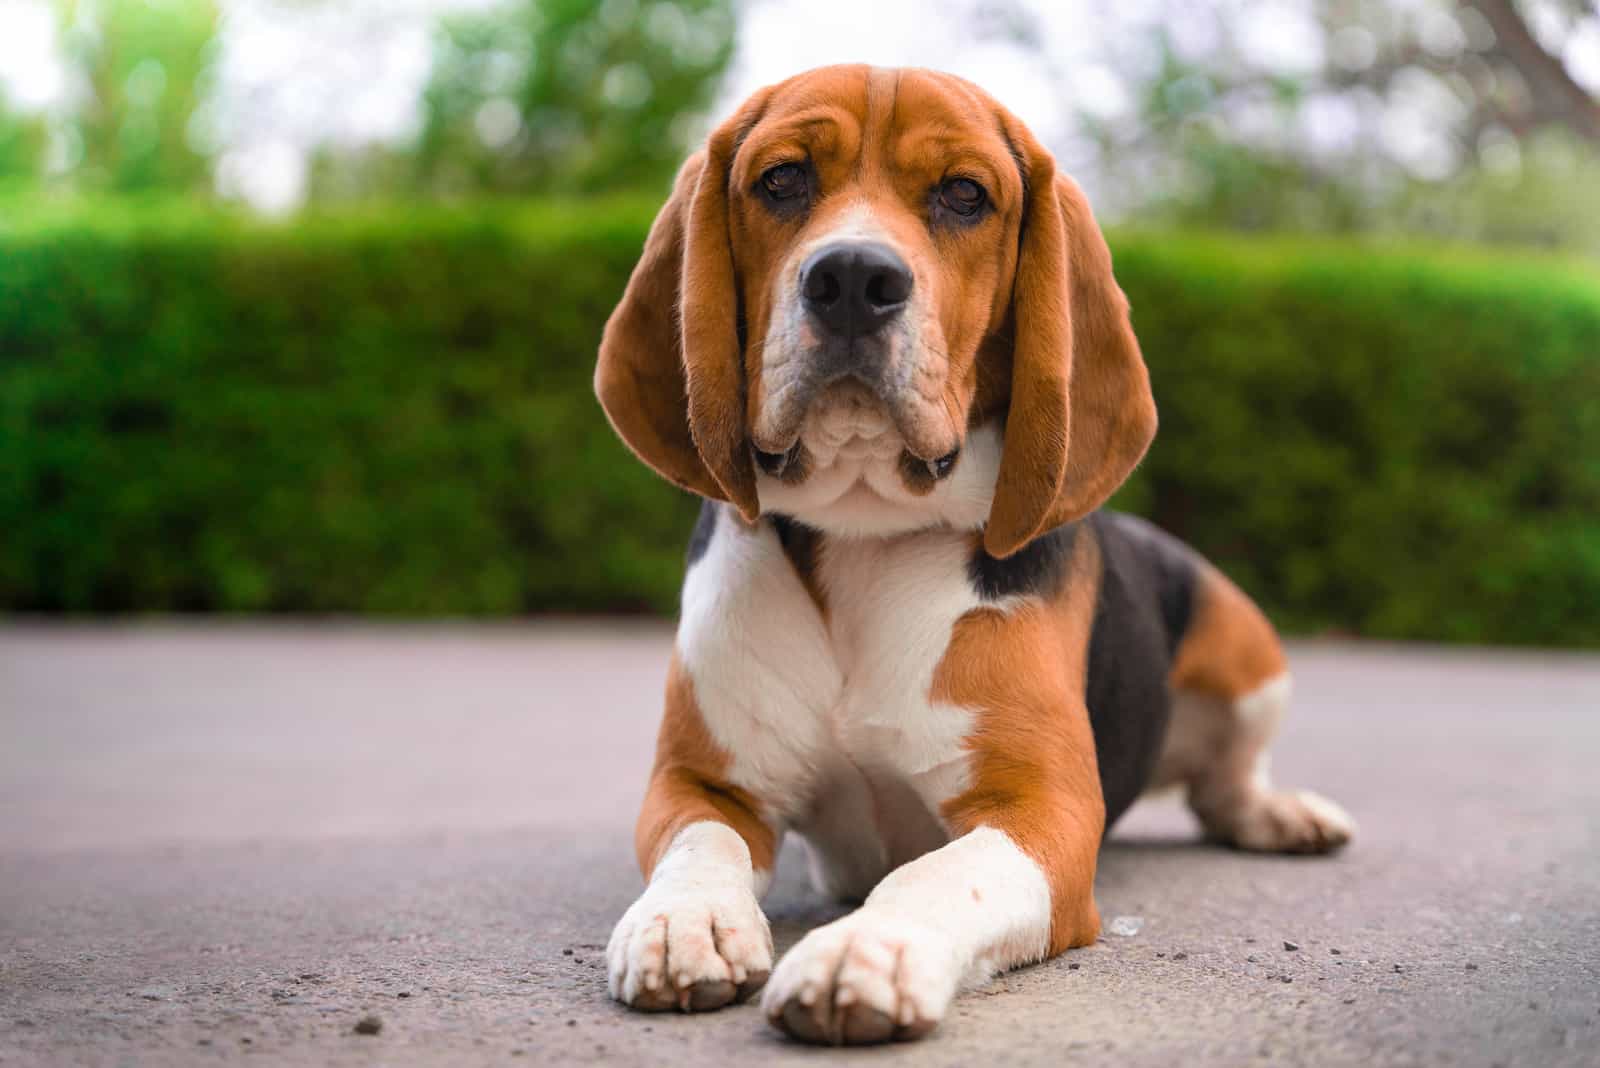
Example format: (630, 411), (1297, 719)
(1, 0), (1596, 211)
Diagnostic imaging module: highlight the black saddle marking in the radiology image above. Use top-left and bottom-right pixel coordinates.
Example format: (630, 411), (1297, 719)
(968, 521), (1080, 601)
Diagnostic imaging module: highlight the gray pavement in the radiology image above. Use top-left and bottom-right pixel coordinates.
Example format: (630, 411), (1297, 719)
(1, 623), (1597, 1067)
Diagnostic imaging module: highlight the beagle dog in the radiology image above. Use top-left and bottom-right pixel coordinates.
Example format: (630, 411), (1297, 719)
(594, 65), (1353, 1046)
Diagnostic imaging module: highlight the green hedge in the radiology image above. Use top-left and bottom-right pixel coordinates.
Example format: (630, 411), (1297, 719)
(1108, 236), (1600, 645)
(0, 200), (696, 615)
(2, 202), (1598, 644)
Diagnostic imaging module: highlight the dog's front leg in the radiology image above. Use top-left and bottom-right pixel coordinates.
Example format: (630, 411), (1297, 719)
(764, 607), (1107, 1045)
(607, 818), (774, 1013)
(606, 655), (781, 1013)
(758, 825), (1056, 1043)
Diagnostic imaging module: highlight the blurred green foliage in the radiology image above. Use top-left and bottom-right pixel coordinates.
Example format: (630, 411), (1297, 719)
(59, 0), (219, 194)
(314, 0), (735, 200)
(1109, 233), (1600, 645)
(2, 204), (1597, 643)
(0, 0), (222, 195)
(0, 105), (49, 192)
(0, 199), (690, 614)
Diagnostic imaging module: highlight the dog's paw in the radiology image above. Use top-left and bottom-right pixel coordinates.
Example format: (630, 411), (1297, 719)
(761, 911), (958, 1045)
(1228, 789), (1354, 854)
(606, 883), (772, 1012)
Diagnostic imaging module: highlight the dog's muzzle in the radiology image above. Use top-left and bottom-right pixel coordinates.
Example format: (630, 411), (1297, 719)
(753, 240), (960, 473)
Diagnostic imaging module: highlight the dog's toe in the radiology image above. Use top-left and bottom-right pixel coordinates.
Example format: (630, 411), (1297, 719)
(1227, 789), (1355, 854)
(684, 978), (738, 1011)
(839, 1003), (897, 1044)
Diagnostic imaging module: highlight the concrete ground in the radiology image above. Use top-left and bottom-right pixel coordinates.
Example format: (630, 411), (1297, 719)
(1, 624), (1597, 1067)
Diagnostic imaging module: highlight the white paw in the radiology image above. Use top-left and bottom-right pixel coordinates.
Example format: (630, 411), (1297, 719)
(606, 883), (772, 1012)
(1231, 789), (1355, 854)
(761, 911), (958, 1044)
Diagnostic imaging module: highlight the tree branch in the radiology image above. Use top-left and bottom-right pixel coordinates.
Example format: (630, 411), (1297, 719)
(1461, 0), (1600, 142)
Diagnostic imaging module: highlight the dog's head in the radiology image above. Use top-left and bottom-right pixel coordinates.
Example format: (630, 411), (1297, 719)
(595, 65), (1155, 557)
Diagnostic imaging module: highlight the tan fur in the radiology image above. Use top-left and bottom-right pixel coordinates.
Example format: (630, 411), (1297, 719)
(596, 86), (779, 520)
(933, 532), (1105, 954)
(594, 157), (720, 502)
(636, 654), (778, 879)
(1169, 567), (1288, 700)
(981, 127), (1158, 559)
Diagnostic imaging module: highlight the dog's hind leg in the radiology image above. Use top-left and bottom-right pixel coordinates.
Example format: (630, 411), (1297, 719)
(1151, 566), (1354, 853)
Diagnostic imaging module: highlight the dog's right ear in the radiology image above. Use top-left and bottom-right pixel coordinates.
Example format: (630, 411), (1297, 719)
(982, 123), (1157, 558)
(595, 108), (766, 520)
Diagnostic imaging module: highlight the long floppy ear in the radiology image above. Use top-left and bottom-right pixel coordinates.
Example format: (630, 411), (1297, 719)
(594, 115), (760, 519)
(983, 135), (1158, 558)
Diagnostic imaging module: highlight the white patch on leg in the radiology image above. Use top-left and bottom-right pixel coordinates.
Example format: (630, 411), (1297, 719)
(761, 826), (1051, 1045)
(1146, 689), (1225, 792)
(1162, 673), (1355, 854)
(1151, 673), (1292, 793)
(607, 822), (774, 1013)
(1235, 673), (1291, 731)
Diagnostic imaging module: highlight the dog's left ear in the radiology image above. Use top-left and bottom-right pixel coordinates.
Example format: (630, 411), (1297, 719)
(983, 132), (1157, 559)
(594, 96), (768, 520)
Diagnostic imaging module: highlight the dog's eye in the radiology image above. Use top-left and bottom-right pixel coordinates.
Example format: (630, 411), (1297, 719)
(939, 177), (987, 217)
(761, 163), (808, 201)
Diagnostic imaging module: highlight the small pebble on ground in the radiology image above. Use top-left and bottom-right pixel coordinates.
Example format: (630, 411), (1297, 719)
(354, 1015), (383, 1036)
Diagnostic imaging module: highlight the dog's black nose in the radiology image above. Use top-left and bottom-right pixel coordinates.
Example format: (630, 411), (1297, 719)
(800, 241), (912, 339)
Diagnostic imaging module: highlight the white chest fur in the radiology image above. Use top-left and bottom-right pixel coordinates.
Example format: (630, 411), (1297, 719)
(677, 509), (991, 900)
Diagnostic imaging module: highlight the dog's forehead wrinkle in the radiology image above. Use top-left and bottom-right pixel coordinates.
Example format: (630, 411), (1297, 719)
(862, 67), (899, 175)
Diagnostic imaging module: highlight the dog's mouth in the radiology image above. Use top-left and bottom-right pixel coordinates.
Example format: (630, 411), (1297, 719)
(752, 380), (961, 487)
(754, 366), (960, 463)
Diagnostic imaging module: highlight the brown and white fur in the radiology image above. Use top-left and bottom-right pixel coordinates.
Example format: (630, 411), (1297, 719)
(594, 65), (1352, 1046)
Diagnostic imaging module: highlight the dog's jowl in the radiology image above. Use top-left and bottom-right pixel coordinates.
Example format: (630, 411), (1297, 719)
(594, 64), (1353, 1046)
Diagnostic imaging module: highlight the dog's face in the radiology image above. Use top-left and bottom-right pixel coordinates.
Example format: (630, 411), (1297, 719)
(731, 69), (1020, 470)
(732, 69), (1020, 531)
(597, 65), (1157, 557)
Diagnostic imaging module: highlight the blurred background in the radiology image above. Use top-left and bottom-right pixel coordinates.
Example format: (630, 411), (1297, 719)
(1, 0), (1597, 644)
